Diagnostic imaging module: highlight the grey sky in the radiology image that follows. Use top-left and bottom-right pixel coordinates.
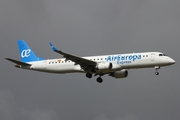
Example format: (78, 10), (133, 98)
(0, 0), (180, 120)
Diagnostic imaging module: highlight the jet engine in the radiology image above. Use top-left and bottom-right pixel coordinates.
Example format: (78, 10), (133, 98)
(109, 69), (128, 78)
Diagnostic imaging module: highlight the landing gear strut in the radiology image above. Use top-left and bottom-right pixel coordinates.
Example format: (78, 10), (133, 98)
(96, 77), (103, 83)
(155, 66), (160, 75)
(86, 73), (92, 78)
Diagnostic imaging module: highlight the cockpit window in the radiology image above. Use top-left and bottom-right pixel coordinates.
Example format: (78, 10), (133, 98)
(159, 54), (168, 56)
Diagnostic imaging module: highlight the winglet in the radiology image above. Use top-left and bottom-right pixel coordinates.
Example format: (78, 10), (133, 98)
(49, 42), (59, 52)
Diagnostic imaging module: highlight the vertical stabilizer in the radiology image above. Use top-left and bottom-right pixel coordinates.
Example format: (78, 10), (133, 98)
(18, 40), (45, 62)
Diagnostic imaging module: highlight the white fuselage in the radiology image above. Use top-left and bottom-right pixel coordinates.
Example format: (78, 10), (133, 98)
(6, 40), (175, 83)
(25, 52), (175, 74)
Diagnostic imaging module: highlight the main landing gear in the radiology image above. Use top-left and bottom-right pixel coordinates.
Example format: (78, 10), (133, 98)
(96, 77), (103, 83)
(155, 66), (160, 75)
(86, 73), (92, 78)
(86, 73), (103, 83)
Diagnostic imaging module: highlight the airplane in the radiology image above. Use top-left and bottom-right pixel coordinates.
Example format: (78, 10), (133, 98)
(5, 40), (175, 83)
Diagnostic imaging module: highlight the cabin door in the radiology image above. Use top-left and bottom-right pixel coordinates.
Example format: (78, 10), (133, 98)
(43, 60), (47, 69)
(150, 53), (155, 61)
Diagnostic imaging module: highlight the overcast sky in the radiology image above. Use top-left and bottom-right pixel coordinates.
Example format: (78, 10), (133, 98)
(0, 0), (180, 120)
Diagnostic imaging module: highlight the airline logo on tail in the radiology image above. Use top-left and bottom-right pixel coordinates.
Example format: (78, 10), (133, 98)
(21, 49), (31, 58)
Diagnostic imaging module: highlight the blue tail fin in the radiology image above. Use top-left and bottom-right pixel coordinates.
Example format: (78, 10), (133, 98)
(18, 40), (45, 62)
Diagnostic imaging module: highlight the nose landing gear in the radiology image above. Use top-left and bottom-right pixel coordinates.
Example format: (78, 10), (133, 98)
(155, 66), (160, 75)
(155, 72), (159, 75)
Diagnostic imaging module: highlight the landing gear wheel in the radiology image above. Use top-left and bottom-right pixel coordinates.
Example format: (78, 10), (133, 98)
(155, 72), (159, 75)
(86, 73), (92, 78)
(155, 66), (160, 76)
(97, 77), (103, 83)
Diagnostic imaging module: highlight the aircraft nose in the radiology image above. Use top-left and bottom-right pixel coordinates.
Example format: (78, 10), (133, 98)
(169, 58), (175, 64)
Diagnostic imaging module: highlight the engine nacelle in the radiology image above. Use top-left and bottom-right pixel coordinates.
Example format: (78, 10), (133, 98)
(96, 62), (112, 71)
(109, 69), (128, 78)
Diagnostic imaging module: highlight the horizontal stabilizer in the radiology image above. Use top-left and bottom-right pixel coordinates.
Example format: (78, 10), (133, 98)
(5, 58), (31, 66)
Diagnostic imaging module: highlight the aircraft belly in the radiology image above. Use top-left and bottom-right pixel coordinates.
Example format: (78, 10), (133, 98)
(43, 64), (82, 73)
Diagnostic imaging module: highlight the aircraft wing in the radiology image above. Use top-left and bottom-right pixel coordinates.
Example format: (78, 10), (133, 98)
(49, 43), (97, 71)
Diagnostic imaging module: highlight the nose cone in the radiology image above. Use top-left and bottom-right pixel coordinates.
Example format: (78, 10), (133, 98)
(169, 58), (175, 65)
